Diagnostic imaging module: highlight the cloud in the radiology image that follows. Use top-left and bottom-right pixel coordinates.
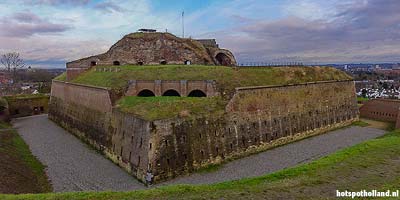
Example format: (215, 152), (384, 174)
(208, 0), (400, 63)
(24, 0), (90, 6)
(94, 1), (125, 13)
(0, 11), (71, 38)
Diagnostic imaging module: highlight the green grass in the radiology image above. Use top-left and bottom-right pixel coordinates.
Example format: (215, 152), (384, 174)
(351, 120), (370, 127)
(11, 131), (52, 192)
(3, 128), (399, 199)
(0, 124), (52, 194)
(54, 72), (67, 81)
(357, 96), (369, 102)
(71, 65), (352, 94)
(116, 96), (226, 120)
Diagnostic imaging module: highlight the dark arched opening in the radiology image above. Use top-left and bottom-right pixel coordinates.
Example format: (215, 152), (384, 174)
(162, 89), (180, 97)
(188, 90), (207, 97)
(160, 60), (167, 65)
(184, 60), (191, 65)
(138, 61), (144, 65)
(113, 61), (120, 66)
(90, 61), (97, 66)
(137, 89), (155, 97)
(216, 53), (233, 66)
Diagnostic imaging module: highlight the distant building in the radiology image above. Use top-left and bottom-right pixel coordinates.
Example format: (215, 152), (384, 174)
(0, 72), (12, 85)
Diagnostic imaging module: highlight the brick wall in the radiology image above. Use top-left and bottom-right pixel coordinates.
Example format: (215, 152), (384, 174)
(146, 80), (359, 182)
(359, 99), (400, 122)
(126, 80), (218, 97)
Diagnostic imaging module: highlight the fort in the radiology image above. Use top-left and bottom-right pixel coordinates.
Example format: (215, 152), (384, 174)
(49, 31), (359, 183)
(360, 99), (400, 129)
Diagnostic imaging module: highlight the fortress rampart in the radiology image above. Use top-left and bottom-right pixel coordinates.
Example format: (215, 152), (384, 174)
(49, 79), (358, 183)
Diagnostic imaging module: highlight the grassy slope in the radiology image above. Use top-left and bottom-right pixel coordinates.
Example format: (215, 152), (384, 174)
(54, 72), (66, 81)
(0, 123), (52, 194)
(116, 96), (226, 120)
(71, 65), (351, 92)
(3, 127), (399, 199)
(66, 65), (351, 120)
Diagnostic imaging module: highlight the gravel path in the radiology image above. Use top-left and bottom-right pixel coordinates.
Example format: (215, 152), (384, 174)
(13, 115), (386, 192)
(13, 115), (146, 192)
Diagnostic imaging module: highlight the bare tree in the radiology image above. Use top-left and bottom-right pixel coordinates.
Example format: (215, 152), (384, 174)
(1, 52), (26, 82)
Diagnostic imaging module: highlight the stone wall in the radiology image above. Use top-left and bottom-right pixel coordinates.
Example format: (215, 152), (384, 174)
(49, 81), (113, 150)
(126, 80), (218, 97)
(359, 99), (400, 122)
(5, 95), (49, 118)
(49, 80), (359, 183)
(396, 109), (400, 129)
(49, 80), (152, 182)
(66, 32), (237, 81)
(146, 80), (359, 182)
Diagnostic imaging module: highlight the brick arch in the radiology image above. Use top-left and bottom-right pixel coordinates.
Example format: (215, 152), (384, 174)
(188, 89), (207, 97)
(137, 89), (155, 97)
(162, 89), (181, 97)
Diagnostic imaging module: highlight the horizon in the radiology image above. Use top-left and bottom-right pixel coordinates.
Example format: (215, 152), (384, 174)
(1, 0), (400, 68)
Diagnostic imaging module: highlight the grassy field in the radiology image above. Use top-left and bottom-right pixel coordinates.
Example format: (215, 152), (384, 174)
(2, 125), (398, 199)
(70, 65), (351, 93)
(116, 96), (226, 120)
(0, 123), (52, 194)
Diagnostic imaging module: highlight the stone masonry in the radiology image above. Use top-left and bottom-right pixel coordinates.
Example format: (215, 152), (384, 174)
(49, 79), (359, 183)
(66, 32), (237, 81)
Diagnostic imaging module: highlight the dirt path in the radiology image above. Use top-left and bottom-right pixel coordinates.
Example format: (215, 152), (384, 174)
(13, 115), (386, 192)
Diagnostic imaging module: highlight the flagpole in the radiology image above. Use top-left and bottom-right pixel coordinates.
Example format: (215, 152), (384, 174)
(182, 11), (185, 38)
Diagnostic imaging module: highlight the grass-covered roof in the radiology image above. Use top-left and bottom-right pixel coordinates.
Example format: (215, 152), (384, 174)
(54, 65), (352, 120)
(68, 65), (351, 92)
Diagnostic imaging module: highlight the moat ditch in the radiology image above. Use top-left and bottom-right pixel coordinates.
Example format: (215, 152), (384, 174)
(13, 114), (385, 192)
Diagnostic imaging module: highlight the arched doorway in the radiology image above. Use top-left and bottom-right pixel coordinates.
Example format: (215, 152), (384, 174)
(137, 89), (155, 97)
(216, 53), (233, 66)
(188, 90), (207, 97)
(113, 61), (120, 66)
(90, 61), (97, 66)
(160, 60), (167, 65)
(162, 89), (180, 97)
(184, 60), (191, 65)
(137, 61), (144, 65)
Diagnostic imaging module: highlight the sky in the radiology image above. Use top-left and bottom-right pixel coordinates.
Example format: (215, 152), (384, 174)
(1, 0), (400, 68)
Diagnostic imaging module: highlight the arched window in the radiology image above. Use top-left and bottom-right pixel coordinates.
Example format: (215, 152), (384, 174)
(187, 90), (207, 97)
(162, 89), (180, 97)
(137, 89), (155, 97)
(90, 61), (97, 66)
(160, 60), (167, 65)
(137, 61), (144, 66)
(113, 61), (120, 66)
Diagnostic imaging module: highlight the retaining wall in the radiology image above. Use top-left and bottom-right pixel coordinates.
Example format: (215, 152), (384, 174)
(146, 80), (359, 181)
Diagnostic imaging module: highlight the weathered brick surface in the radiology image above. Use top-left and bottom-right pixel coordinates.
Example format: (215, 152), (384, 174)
(49, 80), (359, 183)
(359, 99), (400, 122)
(126, 80), (217, 97)
(5, 96), (49, 118)
(66, 33), (237, 81)
(146, 80), (359, 182)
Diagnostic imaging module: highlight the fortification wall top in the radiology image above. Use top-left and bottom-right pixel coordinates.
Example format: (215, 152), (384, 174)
(51, 80), (113, 112)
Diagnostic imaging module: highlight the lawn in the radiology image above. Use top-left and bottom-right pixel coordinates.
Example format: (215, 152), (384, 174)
(0, 124), (52, 194)
(2, 127), (399, 199)
(116, 96), (226, 120)
(70, 65), (351, 94)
